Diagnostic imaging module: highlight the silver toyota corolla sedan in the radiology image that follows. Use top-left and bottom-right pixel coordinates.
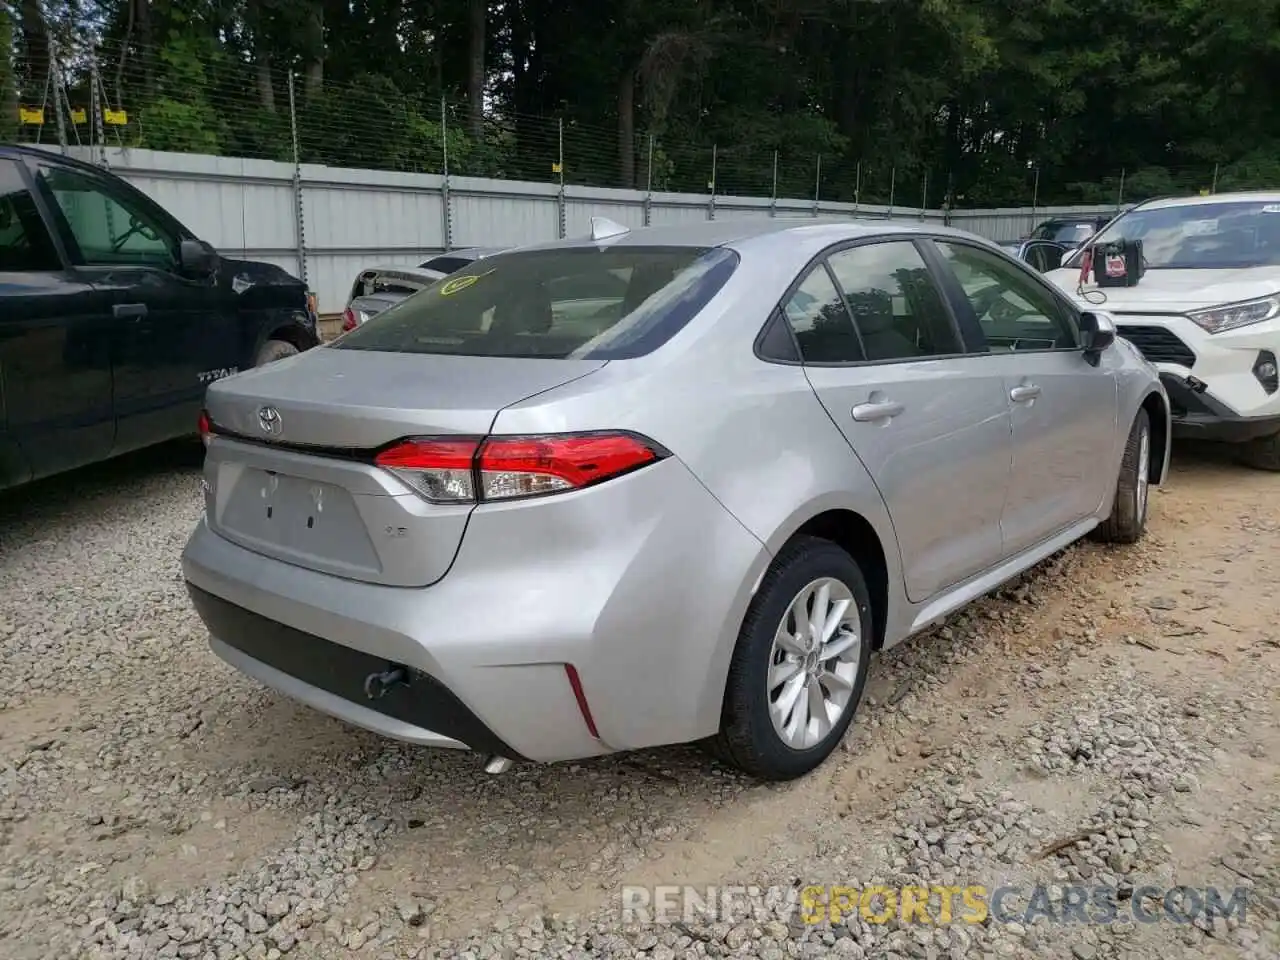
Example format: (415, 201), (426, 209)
(183, 216), (1171, 781)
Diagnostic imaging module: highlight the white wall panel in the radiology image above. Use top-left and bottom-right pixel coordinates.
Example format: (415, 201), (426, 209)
(40, 146), (1121, 313)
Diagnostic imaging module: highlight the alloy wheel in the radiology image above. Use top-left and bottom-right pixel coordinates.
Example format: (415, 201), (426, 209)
(766, 577), (863, 750)
(1137, 423), (1151, 523)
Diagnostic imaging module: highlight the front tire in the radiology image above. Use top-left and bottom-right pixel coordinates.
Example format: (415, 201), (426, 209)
(1091, 407), (1151, 544)
(1238, 430), (1280, 471)
(712, 537), (873, 781)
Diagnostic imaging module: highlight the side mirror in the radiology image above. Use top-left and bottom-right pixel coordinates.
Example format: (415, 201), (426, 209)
(1020, 240), (1067, 273)
(179, 238), (218, 277)
(1080, 310), (1117, 358)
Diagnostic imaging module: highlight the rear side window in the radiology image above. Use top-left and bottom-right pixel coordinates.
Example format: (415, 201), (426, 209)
(781, 265), (864, 363)
(334, 246), (740, 360)
(420, 255), (475, 274)
(825, 241), (962, 361)
(0, 160), (60, 272)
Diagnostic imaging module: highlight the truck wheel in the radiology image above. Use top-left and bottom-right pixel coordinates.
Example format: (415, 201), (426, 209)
(256, 339), (299, 367)
(709, 536), (873, 781)
(1238, 431), (1280, 471)
(1091, 408), (1151, 544)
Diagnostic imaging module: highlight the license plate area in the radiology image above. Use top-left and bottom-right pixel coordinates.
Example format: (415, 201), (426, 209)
(216, 466), (383, 575)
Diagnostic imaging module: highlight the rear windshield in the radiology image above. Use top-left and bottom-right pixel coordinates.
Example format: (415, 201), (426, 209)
(1066, 199), (1280, 269)
(356, 270), (431, 298)
(333, 245), (740, 360)
(1031, 220), (1099, 244)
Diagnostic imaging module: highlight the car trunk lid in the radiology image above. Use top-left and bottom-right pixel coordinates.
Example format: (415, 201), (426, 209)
(201, 349), (606, 587)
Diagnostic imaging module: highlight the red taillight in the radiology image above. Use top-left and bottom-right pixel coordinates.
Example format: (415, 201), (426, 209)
(373, 431), (665, 503)
(478, 433), (660, 499)
(198, 409), (212, 447)
(341, 307), (358, 332)
(374, 437), (481, 501)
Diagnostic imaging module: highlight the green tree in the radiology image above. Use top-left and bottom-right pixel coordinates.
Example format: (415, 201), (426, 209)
(14, 0), (1280, 205)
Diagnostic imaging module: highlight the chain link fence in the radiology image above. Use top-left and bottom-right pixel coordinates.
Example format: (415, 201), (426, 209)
(7, 31), (1280, 211)
(7, 37), (939, 207)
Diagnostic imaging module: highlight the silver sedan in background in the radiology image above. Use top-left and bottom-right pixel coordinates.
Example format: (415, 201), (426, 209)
(184, 217), (1170, 781)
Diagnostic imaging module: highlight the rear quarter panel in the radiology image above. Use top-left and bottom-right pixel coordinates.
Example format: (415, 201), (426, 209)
(491, 343), (907, 727)
(219, 259), (318, 362)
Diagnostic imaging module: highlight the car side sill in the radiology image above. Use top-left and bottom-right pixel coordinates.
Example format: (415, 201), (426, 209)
(904, 517), (1098, 639)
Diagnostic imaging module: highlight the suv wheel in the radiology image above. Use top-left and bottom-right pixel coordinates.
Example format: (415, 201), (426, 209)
(711, 536), (873, 781)
(1091, 408), (1151, 544)
(256, 339), (299, 367)
(1238, 430), (1280, 471)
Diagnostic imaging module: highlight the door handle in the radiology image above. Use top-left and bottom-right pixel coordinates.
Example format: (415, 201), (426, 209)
(113, 303), (148, 320)
(1009, 384), (1042, 402)
(851, 399), (905, 422)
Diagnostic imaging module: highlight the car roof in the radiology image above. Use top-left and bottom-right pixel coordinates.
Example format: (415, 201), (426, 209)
(1, 142), (112, 176)
(1133, 191), (1280, 211)
(514, 217), (989, 254)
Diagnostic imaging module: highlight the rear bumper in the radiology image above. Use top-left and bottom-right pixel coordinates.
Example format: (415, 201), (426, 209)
(1161, 373), (1280, 443)
(188, 583), (522, 758)
(181, 457), (771, 763)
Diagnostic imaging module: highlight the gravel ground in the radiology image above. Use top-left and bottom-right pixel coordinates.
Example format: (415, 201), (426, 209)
(1, 440), (1277, 960)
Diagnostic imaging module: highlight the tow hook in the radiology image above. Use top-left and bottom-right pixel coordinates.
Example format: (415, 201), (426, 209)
(483, 755), (513, 774)
(363, 666), (408, 700)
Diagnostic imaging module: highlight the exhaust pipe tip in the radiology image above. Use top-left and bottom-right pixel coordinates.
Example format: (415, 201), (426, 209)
(483, 755), (513, 775)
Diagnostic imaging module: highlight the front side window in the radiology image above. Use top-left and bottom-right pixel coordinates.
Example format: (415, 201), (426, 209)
(333, 245), (739, 360)
(38, 165), (178, 268)
(1064, 200), (1280, 270)
(0, 160), (60, 272)
(936, 242), (1078, 351)
(826, 241), (962, 361)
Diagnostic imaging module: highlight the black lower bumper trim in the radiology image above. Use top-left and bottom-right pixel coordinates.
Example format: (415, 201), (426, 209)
(1160, 374), (1280, 443)
(186, 583), (524, 760)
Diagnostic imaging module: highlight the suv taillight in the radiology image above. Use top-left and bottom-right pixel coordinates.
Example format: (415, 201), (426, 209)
(374, 432), (667, 503)
(342, 307), (359, 332)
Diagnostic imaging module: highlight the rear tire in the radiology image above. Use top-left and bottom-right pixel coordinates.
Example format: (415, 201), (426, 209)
(711, 536), (873, 781)
(1091, 407), (1151, 544)
(1238, 430), (1280, 471)
(255, 339), (299, 367)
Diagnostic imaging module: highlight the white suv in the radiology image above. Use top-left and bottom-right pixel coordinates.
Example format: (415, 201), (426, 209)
(1044, 193), (1280, 469)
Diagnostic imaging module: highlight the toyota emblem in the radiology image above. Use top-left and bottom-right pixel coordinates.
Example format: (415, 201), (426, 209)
(257, 406), (282, 435)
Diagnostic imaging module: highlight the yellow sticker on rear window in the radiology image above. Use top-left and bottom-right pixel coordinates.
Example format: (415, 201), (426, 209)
(438, 268), (494, 296)
(440, 275), (479, 296)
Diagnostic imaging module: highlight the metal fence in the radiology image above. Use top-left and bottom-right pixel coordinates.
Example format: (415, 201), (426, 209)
(35, 145), (1118, 314)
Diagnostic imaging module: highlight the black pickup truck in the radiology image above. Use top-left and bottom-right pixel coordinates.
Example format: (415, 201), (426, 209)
(0, 144), (319, 491)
